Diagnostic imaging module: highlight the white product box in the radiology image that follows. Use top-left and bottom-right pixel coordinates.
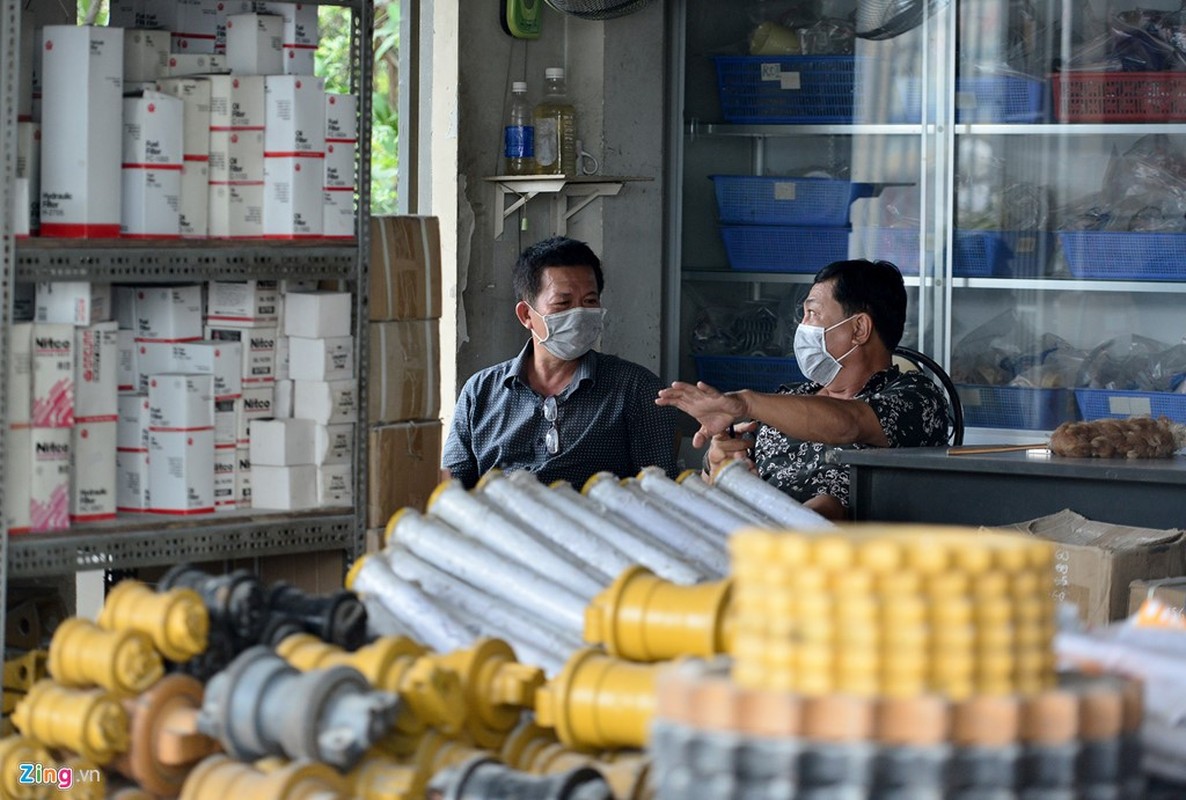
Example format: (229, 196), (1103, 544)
(205, 324), (277, 383)
(274, 335), (289, 380)
(6, 426), (31, 533)
(160, 53), (227, 78)
(276, 2), (319, 45)
(320, 422), (352, 465)
(207, 280), (278, 326)
(322, 188), (355, 239)
(252, 464), (316, 510)
(110, 0), (165, 28)
(236, 447), (251, 507)
(154, 78), (212, 157)
(169, 0), (223, 53)
(288, 336), (354, 381)
(122, 93), (184, 237)
(36, 283), (112, 327)
(263, 155), (323, 238)
(283, 292), (351, 338)
(250, 417), (319, 465)
(273, 378), (293, 417)
(324, 93), (357, 141)
(17, 122), (40, 233)
(71, 420), (117, 522)
(293, 379), (357, 425)
(31, 324), (74, 428)
(40, 26), (123, 238)
(214, 444), (237, 511)
(148, 373), (215, 430)
(317, 463), (352, 506)
(282, 45), (316, 76)
(117, 330), (138, 393)
(116, 450), (151, 512)
(226, 13), (283, 76)
(135, 285), (203, 342)
(323, 141), (354, 189)
(238, 384), (273, 443)
(124, 29), (170, 84)
(264, 75), (325, 154)
(122, 167), (182, 237)
(117, 393), (151, 452)
(75, 322), (120, 422)
(179, 160), (210, 238)
(208, 75), (265, 129)
(208, 182), (264, 238)
(208, 128), (264, 183)
(31, 427), (71, 532)
(171, 33), (217, 55)
(8, 323), (33, 426)
(149, 428), (215, 514)
(137, 340), (243, 399)
(214, 397), (238, 445)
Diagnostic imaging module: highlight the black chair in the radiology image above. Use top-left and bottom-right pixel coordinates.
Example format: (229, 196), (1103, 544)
(892, 345), (965, 446)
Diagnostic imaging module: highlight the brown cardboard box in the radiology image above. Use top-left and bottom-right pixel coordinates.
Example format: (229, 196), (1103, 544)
(1129, 577), (1186, 616)
(369, 216), (442, 321)
(366, 527), (385, 554)
(999, 509), (1186, 626)
(368, 320), (440, 424)
(368, 420), (442, 529)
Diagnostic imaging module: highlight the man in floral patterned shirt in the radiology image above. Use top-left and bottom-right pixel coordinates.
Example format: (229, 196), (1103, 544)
(657, 259), (948, 521)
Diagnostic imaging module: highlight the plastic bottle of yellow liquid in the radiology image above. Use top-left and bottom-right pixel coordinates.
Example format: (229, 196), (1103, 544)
(533, 67), (577, 176)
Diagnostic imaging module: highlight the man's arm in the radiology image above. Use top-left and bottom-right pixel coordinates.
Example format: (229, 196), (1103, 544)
(440, 387), (481, 489)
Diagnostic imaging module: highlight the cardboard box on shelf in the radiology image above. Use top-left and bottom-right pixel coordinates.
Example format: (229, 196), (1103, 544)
(31, 323), (74, 428)
(179, 161), (210, 238)
(250, 418), (320, 465)
(275, 2), (318, 46)
(6, 426), (32, 533)
(124, 29), (169, 84)
(263, 155), (324, 237)
(148, 373), (215, 431)
(214, 445), (237, 512)
(207, 75), (266, 130)
(1129, 577), (1186, 617)
(367, 420), (442, 528)
(207, 280), (279, 327)
(118, 394), (151, 452)
(323, 141), (354, 189)
(122, 93), (184, 238)
(35, 283), (111, 327)
(998, 509), (1186, 626)
(293, 379), (357, 425)
(321, 423), (352, 465)
(282, 46), (316, 76)
(71, 420), (117, 523)
(149, 428), (215, 515)
(324, 93), (357, 141)
(207, 182), (264, 239)
(288, 336), (354, 381)
(322, 188), (354, 239)
(154, 77), (212, 157)
(205, 324), (278, 385)
(252, 464), (317, 510)
(225, 13), (283, 76)
(208, 128), (264, 183)
(137, 340), (243, 399)
(234, 550), (345, 596)
(30, 427), (71, 532)
(284, 292), (351, 338)
(368, 320), (440, 424)
(135, 285), (203, 342)
(75, 322), (119, 421)
(238, 385), (273, 444)
(263, 75), (325, 154)
(317, 463), (352, 507)
(368, 216), (442, 321)
(8, 323), (32, 425)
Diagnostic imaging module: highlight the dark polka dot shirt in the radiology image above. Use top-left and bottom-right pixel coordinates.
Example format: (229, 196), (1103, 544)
(443, 341), (679, 489)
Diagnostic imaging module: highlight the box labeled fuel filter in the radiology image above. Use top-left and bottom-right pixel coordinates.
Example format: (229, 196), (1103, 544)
(149, 428), (215, 514)
(207, 280), (279, 326)
(323, 188), (354, 238)
(122, 92), (184, 237)
(31, 427), (71, 532)
(35, 282), (111, 327)
(368, 216), (442, 320)
(214, 444), (237, 511)
(323, 141), (354, 189)
(324, 93), (357, 141)
(252, 464), (317, 510)
(75, 322), (120, 422)
(32, 323), (74, 428)
(287, 336), (354, 380)
(71, 420), (117, 522)
(148, 373), (215, 430)
(276, 3), (318, 46)
(225, 13), (284, 75)
(134, 285), (203, 342)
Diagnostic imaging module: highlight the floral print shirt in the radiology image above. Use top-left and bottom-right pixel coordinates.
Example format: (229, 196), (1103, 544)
(751, 366), (949, 510)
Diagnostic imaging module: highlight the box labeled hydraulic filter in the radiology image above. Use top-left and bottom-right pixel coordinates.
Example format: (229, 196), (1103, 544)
(178, 160), (209, 237)
(214, 397), (238, 445)
(205, 324), (276, 383)
(283, 292), (351, 338)
(32, 324), (74, 428)
(148, 373), (215, 430)
(239, 384), (273, 444)
(293, 379), (357, 425)
(124, 29), (169, 83)
(250, 417), (319, 465)
(75, 322), (120, 422)
(137, 340), (243, 399)
(263, 155), (323, 237)
(236, 447), (251, 507)
(323, 141), (354, 189)
(122, 95), (184, 238)
(135, 285), (203, 341)
(6, 426), (32, 533)
(116, 449), (151, 512)
(273, 378), (293, 418)
(17, 122), (40, 233)
(208, 75), (265, 130)
(276, 3), (318, 45)
(288, 336), (354, 381)
(226, 13), (284, 75)
(264, 75), (325, 154)
(324, 93), (357, 141)
(31, 427), (71, 531)
(36, 282), (112, 327)
(149, 428), (215, 514)
(282, 45), (316, 76)
(155, 77), (212, 157)
(252, 464), (316, 510)
(8, 323), (33, 425)
(207, 280), (279, 326)
(214, 444), (237, 511)
(160, 53), (227, 78)
(118, 393), (151, 452)
(322, 188), (354, 239)
(317, 463), (352, 507)
(117, 330), (137, 394)
(40, 26), (123, 238)
(71, 420), (117, 522)
(207, 182), (264, 238)
(208, 129), (264, 183)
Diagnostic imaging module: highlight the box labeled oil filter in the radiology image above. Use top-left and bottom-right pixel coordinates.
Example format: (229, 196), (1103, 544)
(116, 449), (151, 512)
(32, 323), (74, 428)
(75, 322), (120, 422)
(208, 182), (264, 238)
(288, 335), (354, 380)
(207, 280), (279, 326)
(317, 463), (352, 507)
(323, 188), (354, 239)
(149, 428), (215, 514)
(40, 26), (123, 238)
(179, 160), (210, 237)
(137, 340), (243, 399)
(236, 447), (251, 507)
(264, 75), (325, 154)
(134, 285), (203, 342)
(205, 324), (277, 384)
(35, 282), (112, 327)
(238, 384), (273, 444)
(226, 13), (284, 75)
(323, 141), (354, 189)
(71, 420), (117, 522)
(293, 379), (357, 425)
(124, 29), (169, 83)
(263, 155), (323, 237)
(6, 426), (32, 533)
(208, 74), (265, 129)
(208, 128), (264, 183)
(148, 373), (214, 431)
(252, 464), (316, 510)
(324, 93), (357, 141)
(283, 292), (351, 338)
(31, 427), (71, 531)
(214, 444), (237, 511)
(282, 45), (316, 76)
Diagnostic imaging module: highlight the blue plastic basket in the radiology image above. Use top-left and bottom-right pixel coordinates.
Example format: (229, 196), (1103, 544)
(695, 355), (804, 393)
(1074, 389), (1186, 424)
(953, 231), (1010, 277)
(711, 176), (877, 227)
(893, 75), (1046, 123)
(714, 56), (864, 124)
(957, 385), (1079, 430)
(720, 226), (850, 273)
(1059, 231), (1186, 280)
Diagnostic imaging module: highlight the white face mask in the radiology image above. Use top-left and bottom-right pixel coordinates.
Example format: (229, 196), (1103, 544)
(794, 314), (858, 386)
(530, 305), (606, 361)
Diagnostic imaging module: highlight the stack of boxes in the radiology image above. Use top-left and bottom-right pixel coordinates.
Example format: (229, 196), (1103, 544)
(365, 216), (443, 547)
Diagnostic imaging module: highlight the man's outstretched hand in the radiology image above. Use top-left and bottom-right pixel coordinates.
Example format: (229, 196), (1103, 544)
(656, 381), (748, 448)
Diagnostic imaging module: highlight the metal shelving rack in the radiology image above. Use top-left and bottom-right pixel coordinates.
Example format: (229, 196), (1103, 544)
(0, 0), (374, 608)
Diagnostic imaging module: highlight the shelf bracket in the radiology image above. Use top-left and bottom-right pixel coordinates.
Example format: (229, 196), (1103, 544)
(486, 176), (649, 239)
(552, 182), (625, 236)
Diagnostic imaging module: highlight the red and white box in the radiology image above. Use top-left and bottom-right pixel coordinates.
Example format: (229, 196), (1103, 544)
(134, 285), (203, 342)
(207, 280), (279, 326)
(214, 444), (237, 511)
(122, 92), (184, 238)
(149, 429), (215, 514)
(208, 75), (265, 129)
(32, 324), (74, 429)
(75, 322), (120, 422)
(324, 93), (357, 141)
(283, 291), (351, 338)
(17, 122), (40, 233)
(323, 188), (354, 239)
(226, 13), (284, 75)
(6, 426), (32, 533)
(209, 129), (264, 183)
(317, 463), (352, 507)
(252, 464), (316, 510)
(36, 282), (111, 327)
(8, 323), (33, 425)
(111, 0), (167, 31)
(208, 182), (264, 238)
(160, 53), (227, 78)
(40, 26), (123, 238)
(124, 29), (170, 84)
(250, 417), (318, 465)
(264, 75), (325, 154)
(156, 78), (212, 237)
(293, 378), (357, 425)
(276, 2), (319, 45)
(169, 0), (222, 55)
(205, 324), (277, 383)
(31, 427), (71, 532)
(149, 373), (214, 430)
(323, 140), (354, 189)
(116, 394), (152, 512)
(263, 155), (323, 237)
(283, 45), (315, 76)
(117, 330), (138, 394)
(137, 340), (244, 398)
(288, 335), (354, 381)
(71, 420), (117, 523)
(177, 161), (210, 238)
(238, 384), (274, 444)
(118, 393), (151, 452)
(235, 447), (251, 508)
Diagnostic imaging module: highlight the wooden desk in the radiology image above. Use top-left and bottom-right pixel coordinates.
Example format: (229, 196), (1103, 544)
(826, 447), (1186, 529)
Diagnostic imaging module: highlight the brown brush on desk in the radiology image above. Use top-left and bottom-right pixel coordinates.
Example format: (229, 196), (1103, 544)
(947, 443), (1048, 455)
(1049, 417), (1186, 459)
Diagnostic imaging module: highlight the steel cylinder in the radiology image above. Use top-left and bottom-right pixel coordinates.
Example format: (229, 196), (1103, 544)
(0, 735), (53, 800)
(47, 617), (164, 698)
(673, 470), (774, 527)
(98, 580), (209, 663)
(636, 466), (755, 537)
(535, 648), (660, 751)
(12, 680), (129, 765)
(713, 460), (836, 530)
(266, 583), (368, 652)
(112, 674), (217, 797)
(432, 638), (546, 749)
(178, 754), (349, 800)
(158, 566), (268, 648)
(428, 756), (613, 800)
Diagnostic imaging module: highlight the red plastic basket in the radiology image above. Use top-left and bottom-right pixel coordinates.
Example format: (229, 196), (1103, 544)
(1051, 72), (1186, 122)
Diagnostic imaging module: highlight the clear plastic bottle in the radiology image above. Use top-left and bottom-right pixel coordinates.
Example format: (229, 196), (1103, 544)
(533, 67), (577, 176)
(504, 81), (535, 176)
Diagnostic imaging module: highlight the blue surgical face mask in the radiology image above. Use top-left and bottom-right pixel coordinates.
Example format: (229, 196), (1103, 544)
(529, 305), (606, 361)
(794, 315), (858, 386)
